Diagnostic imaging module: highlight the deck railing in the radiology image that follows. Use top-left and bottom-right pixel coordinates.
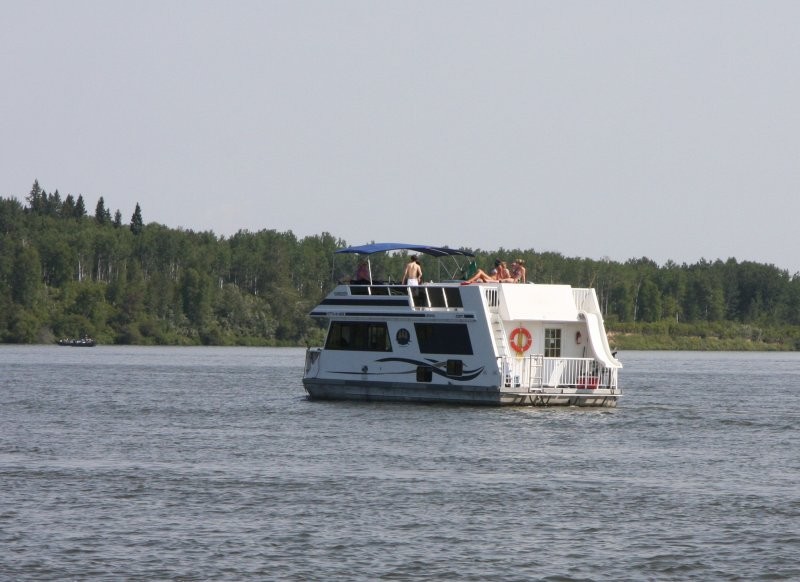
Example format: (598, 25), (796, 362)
(498, 355), (618, 391)
(347, 283), (466, 310)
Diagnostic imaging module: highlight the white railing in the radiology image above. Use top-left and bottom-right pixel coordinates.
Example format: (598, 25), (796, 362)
(484, 287), (500, 310)
(498, 355), (618, 391)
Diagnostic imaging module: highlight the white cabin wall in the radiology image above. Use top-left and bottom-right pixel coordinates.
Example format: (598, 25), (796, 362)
(567, 323), (587, 358)
(501, 321), (591, 359)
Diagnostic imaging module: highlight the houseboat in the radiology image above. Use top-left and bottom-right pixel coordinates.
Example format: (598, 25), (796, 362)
(303, 243), (622, 406)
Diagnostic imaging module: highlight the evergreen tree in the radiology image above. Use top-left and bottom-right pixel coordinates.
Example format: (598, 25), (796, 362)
(26, 180), (44, 213)
(113, 210), (122, 228)
(130, 203), (143, 235)
(62, 194), (76, 217)
(95, 197), (109, 224)
(75, 195), (87, 218)
(45, 190), (62, 216)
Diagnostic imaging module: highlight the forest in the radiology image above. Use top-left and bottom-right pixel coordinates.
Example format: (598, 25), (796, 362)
(2, 181), (800, 350)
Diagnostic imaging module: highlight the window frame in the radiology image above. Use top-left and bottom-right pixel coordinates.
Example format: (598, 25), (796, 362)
(544, 328), (562, 357)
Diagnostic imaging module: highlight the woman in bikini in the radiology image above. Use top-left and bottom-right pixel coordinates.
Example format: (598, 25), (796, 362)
(462, 259), (514, 284)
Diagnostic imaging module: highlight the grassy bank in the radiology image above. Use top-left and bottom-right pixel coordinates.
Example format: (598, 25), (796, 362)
(607, 321), (800, 351)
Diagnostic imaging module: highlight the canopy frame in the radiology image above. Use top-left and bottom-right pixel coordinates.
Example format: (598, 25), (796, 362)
(333, 242), (475, 283)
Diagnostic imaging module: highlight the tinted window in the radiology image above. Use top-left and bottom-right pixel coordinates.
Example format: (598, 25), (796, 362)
(414, 323), (473, 355)
(326, 322), (391, 351)
(443, 287), (463, 308)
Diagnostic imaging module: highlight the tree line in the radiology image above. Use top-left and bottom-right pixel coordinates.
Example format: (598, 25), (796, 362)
(2, 181), (799, 349)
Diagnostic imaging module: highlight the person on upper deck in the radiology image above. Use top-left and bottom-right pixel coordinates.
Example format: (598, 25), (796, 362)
(496, 260), (514, 281)
(510, 259), (527, 283)
(462, 259), (515, 284)
(353, 259), (370, 284)
(402, 255), (422, 285)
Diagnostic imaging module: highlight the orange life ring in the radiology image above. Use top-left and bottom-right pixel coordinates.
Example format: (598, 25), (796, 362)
(509, 327), (532, 354)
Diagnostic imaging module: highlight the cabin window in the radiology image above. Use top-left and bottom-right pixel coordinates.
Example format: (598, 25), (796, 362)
(400, 286), (464, 308)
(414, 323), (473, 355)
(443, 287), (463, 308)
(326, 322), (392, 351)
(427, 287), (447, 308)
(409, 287), (428, 307)
(544, 328), (561, 357)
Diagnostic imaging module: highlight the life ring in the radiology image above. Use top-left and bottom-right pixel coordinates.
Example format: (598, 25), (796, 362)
(509, 327), (532, 354)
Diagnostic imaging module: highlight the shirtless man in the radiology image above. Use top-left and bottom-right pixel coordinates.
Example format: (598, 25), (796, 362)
(402, 255), (422, 285)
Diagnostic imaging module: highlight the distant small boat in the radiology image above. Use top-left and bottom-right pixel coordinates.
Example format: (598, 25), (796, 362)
(57, 337), (96, 347)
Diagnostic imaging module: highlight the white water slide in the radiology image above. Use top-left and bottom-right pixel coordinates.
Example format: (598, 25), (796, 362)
(583, 312), (622, 369)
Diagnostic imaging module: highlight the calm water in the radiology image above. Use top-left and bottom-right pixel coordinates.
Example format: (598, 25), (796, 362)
(1, 346), (798, 581)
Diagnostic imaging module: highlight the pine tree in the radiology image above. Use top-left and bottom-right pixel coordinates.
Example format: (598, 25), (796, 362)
(130, 203), (144, 235)
(62, 194), (76, 217)
(95, 197), (109, 224)
(75, 195), (87, 218)
(45, 190), (62, 216)
(113, 210), (122, 228)
(26, 180), (43, 213)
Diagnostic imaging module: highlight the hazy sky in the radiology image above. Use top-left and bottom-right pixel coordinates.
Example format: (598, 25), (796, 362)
(3, 1), (799, 273)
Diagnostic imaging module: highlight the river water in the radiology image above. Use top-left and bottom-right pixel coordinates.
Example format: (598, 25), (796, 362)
(1, 346), (798, 580)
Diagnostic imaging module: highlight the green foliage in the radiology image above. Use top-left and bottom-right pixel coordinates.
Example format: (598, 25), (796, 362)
(4, 304), (44, 343)
(11, 243), (42, 306)
(2, 181), (800, 349)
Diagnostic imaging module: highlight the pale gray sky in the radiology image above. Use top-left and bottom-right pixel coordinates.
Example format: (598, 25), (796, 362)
(3, 1), (799, 273)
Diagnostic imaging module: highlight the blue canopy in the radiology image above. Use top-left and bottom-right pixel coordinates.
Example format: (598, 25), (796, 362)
(335, 243), (474, 258)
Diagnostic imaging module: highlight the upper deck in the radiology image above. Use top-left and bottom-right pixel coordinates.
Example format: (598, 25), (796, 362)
(310, 282), (604, 322)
